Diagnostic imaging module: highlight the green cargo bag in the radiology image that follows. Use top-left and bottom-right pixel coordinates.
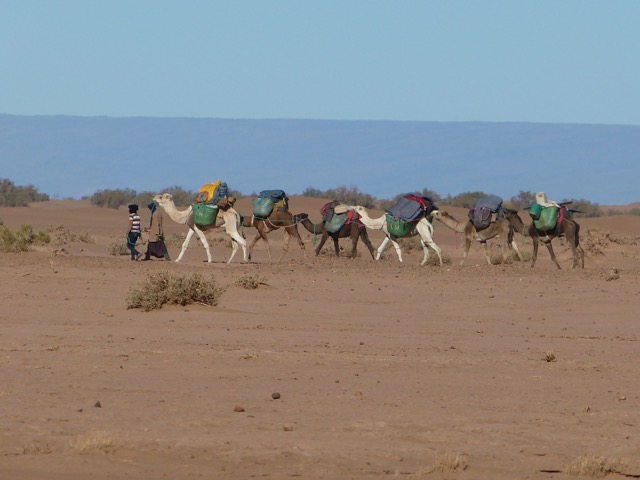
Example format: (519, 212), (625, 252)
(533, 206), (558, 231)
(192, 203), (219, 226)
(385, 213), (413, 236)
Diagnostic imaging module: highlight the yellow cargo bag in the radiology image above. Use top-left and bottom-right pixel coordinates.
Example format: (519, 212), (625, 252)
(196, 180), (222, 204)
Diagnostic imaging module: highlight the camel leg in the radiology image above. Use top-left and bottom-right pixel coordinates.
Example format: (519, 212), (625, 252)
(577, 245), (585, 268)
(460, 236), (472, 265)
(389, 238), (403, 262)
(531, 237), (539, 267)
(247, 229), (267, 263)
(567, 233), (582, 269)
(333, 237), (341, 257)
(224, 223), (248, 262)
(193, 226), (213, 263)
(315, 233), (329, 256)
(419, 240), (430, 265)
(481, 241), (492, 265)
(176, 228), (196, 262)
(510, 239), (522, 262)
(284, 225), (306, 260)
(378, 234), (404, 263)
(376, 236), (390, 260)
(417, 221), (442, 266)
(544, 241), (562, 269)
(277, 230), (290, 264)
(349, 233), (357, 258)
(228, 239), (239, 263)
(571, 225), (585, 269)
(359, 228), (376, 259)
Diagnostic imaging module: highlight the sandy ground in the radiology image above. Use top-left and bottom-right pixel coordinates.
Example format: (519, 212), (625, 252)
(1, 197), (640, 479)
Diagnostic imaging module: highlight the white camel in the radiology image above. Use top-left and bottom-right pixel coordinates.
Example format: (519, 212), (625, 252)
(153, 193), (247, 263)
(348, 205), (443, 266)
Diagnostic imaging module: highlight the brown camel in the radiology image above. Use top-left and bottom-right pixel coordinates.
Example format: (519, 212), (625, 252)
(506, 207), (584, 269)
(296, 214), (376, 259)
(432, 209), (523, 265)
(240, 210), (307, 263)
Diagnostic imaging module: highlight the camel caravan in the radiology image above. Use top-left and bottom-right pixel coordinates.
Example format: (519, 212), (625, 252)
(152, 181), (585, 269)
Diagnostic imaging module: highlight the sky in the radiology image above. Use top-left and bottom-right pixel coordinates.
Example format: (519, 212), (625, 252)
(1, 0), (640, 125)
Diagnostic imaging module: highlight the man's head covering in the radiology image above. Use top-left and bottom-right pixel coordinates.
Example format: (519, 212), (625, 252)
(128, 204), (139, 214)
(147, 202), (157, 214)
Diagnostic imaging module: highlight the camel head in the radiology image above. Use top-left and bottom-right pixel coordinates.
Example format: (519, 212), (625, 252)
(431, 210), (452, 220)
(292, 213), (309, 224)
(348, 205), (368, 217)
(153, 193), (174, 206)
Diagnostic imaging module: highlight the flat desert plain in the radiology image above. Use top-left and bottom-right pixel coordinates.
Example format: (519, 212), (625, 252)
(1, 197), (640, 480)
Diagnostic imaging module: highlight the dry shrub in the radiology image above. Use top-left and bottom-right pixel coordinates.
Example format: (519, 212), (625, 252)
(47, 225), (94, 245)
(431, 451), (468, 473)
(108, 240), (128, 256)
(0, 224), (50, 252)
(565, 453), (622, 477)
(235, 274), (267, 289)
(126, 271), (225, 311)
(605, 268), (620, 281)
(67, 432), (123, 455)
(543, 351), (557, 362)
(22, 440), (53, 455)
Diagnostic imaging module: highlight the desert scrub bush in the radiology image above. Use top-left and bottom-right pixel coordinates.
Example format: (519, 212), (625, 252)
(67, 432), (124, 455)
(22, 440), (53, 455)
(48, 225), (94, 245)
(0, 224), (51, 252)
(108, 240), (128, 256)
(235, 274), (267, 289)
(126, 271), (225, 311)
(0, 178), (49, 206)
(565, 453), (622, 477)
(430, 452), (468, 473)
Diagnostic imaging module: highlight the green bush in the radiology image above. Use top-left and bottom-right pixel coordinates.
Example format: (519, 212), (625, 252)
(562, 198), (601, 217)
(0, 178), (49, 207)
(126, 271), (226, 311)
(0, 224), (51, 252)
(444, 191), (490, 209)
(508, 190), (537, 210)
(300, 185), (376, 208)
(90, 188), (136, 208)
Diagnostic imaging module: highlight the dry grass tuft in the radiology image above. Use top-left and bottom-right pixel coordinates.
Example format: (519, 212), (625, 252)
(22, 440), (53, 455)
(126, 271), (225, 311)
(605, 268), (620, 281)
(108, 240), (128, 256)
(67, 432), (123, 455)
(543, 351), (557, 362)
(235, 274), (267, 289)
(47, 225), (94, 245)
(565, 453), (622, 477)
(430, 451), (468, 473)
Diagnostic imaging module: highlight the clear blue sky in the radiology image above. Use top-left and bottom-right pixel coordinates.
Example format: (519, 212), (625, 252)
(1, 0), (639, 125)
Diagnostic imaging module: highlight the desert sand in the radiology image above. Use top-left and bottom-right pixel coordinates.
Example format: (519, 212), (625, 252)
(1, 196), (640, 479)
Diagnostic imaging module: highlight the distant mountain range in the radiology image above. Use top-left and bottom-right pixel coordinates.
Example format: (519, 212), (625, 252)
(1, 114), (638, 204)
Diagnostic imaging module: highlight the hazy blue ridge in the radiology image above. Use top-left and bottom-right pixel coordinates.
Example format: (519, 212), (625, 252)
(1, 114), (638, 204)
